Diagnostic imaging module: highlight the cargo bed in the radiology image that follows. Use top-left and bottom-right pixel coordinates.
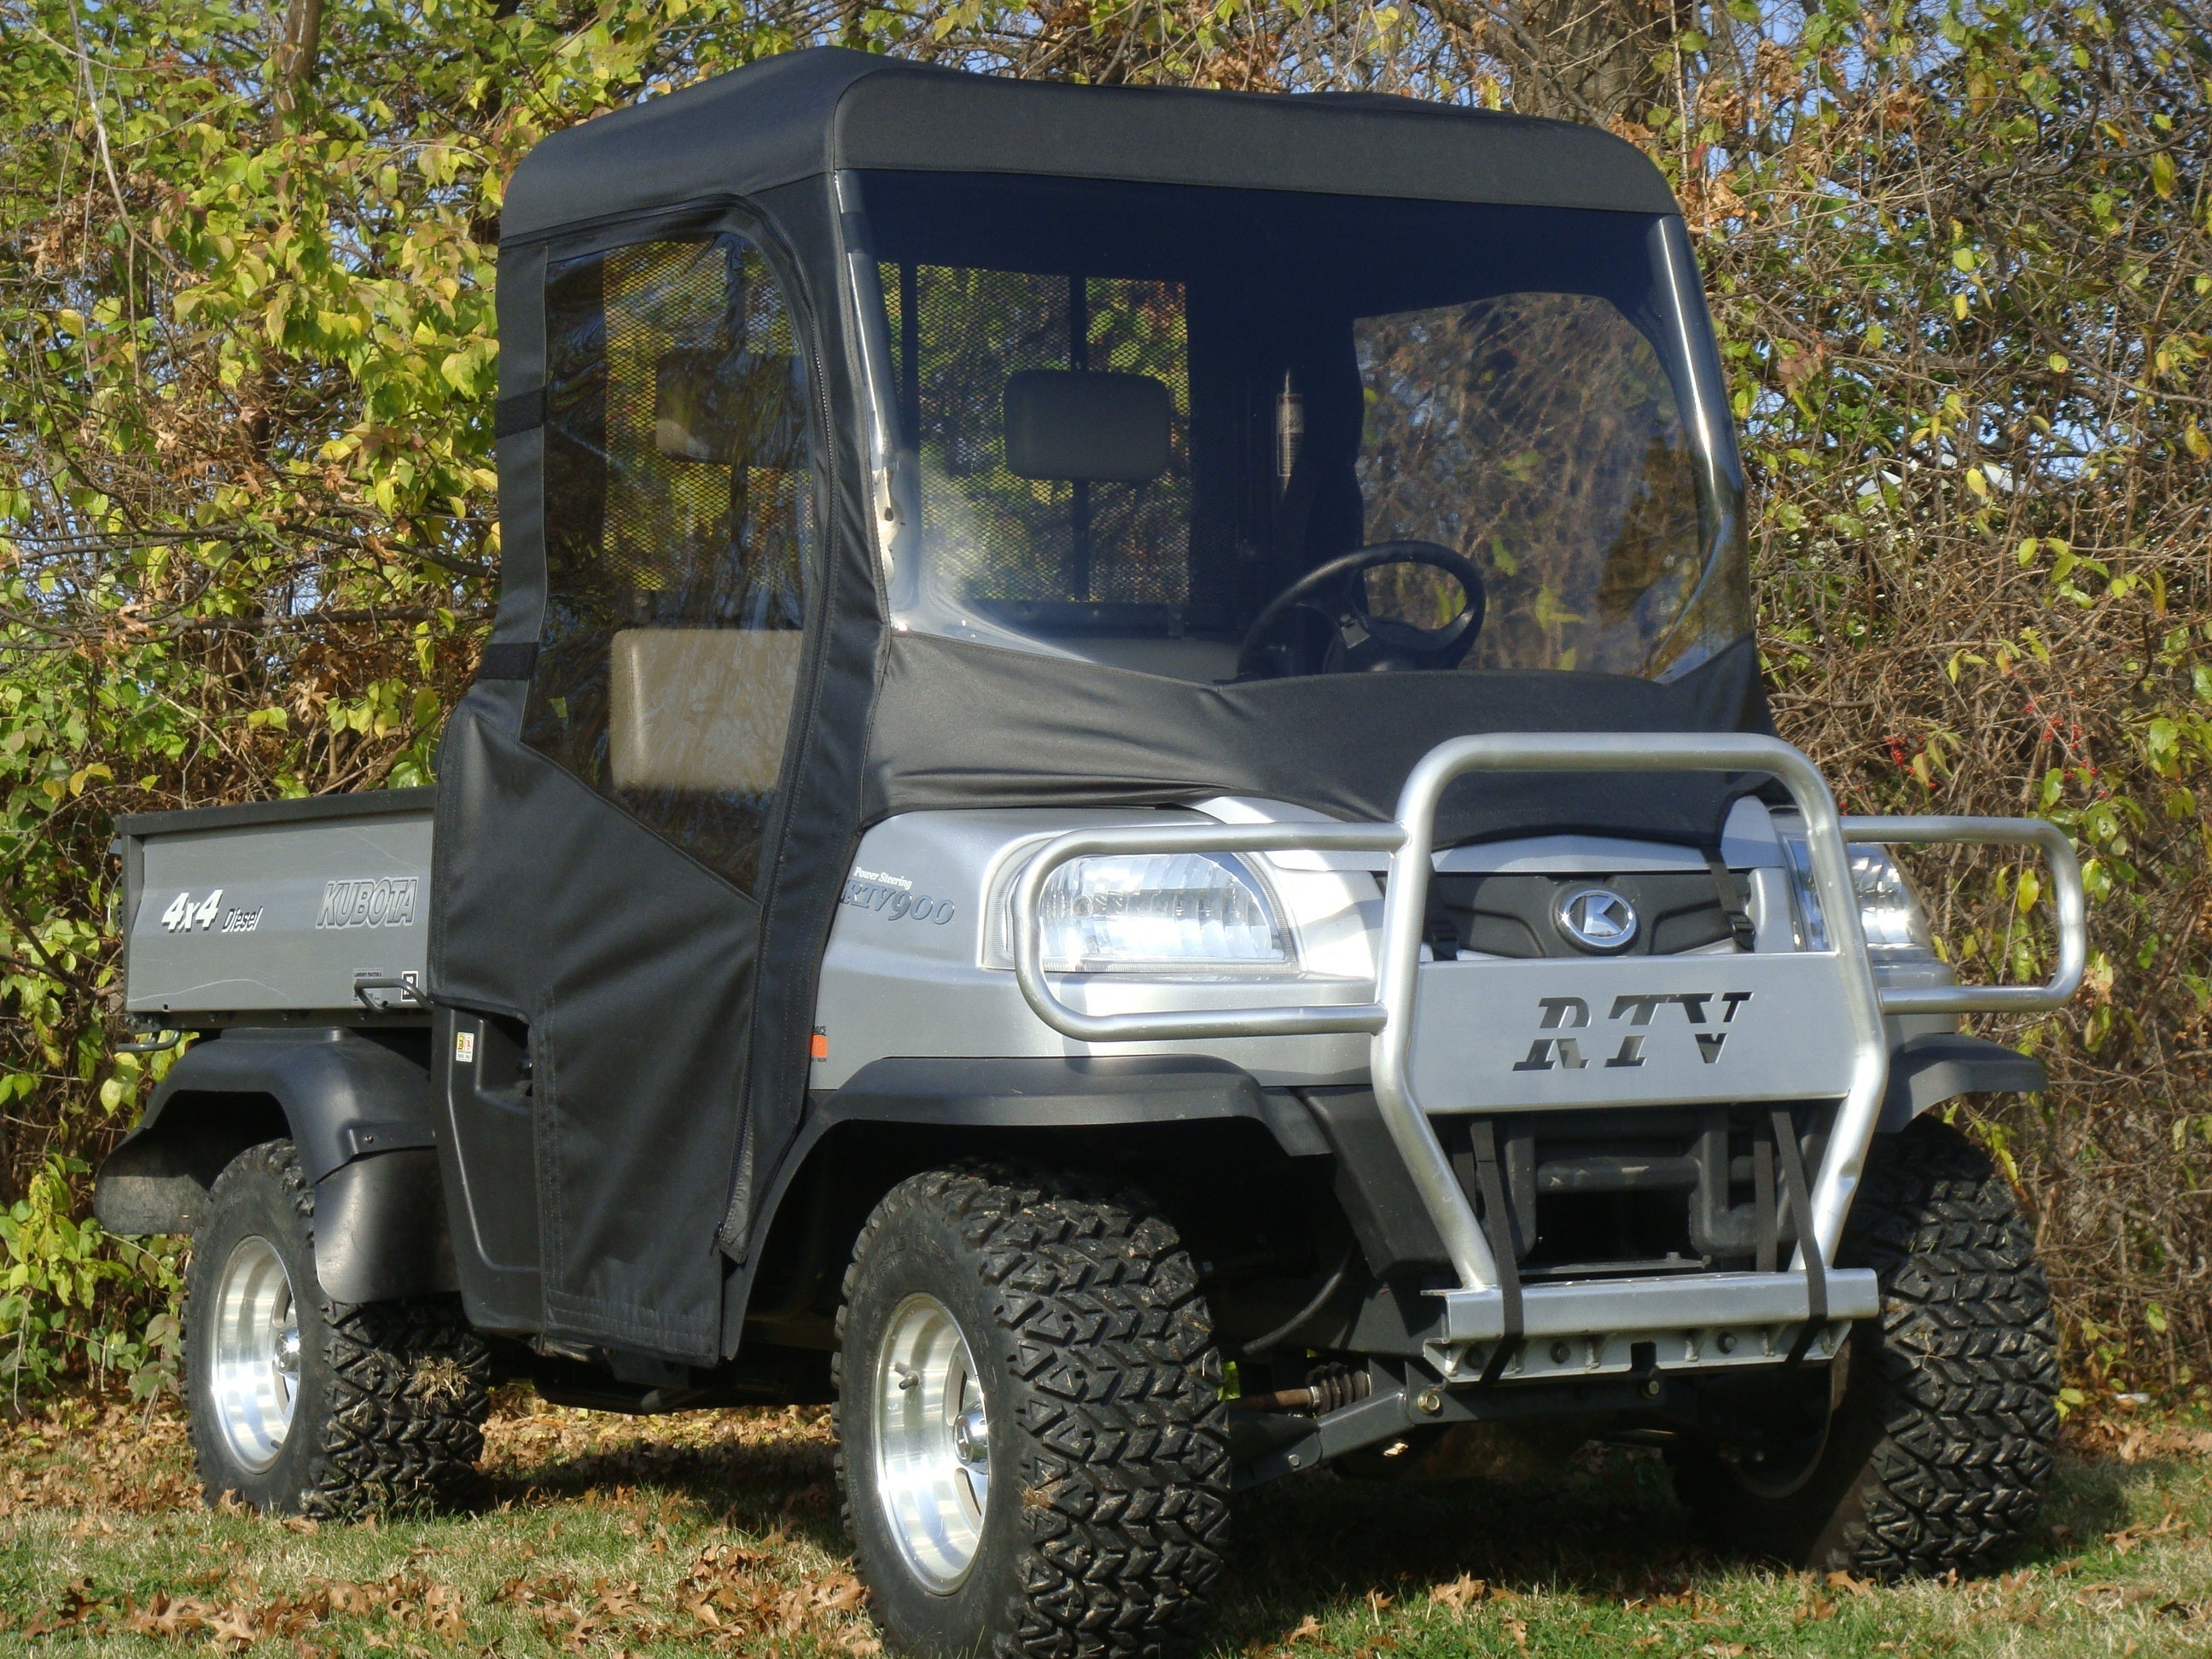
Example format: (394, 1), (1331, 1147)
(115, 789), (434, 1023)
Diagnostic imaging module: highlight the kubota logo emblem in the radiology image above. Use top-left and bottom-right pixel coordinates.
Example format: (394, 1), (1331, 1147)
(1554, 887), (1638, 952)
(315, 876), (419, 929)
(1513, 991), (1753, 1072)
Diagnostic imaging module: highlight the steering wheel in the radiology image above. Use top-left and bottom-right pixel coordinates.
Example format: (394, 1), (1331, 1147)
(1236, 541), (1487, 678)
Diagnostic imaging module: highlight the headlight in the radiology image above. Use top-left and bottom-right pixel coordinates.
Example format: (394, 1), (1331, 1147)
(1846, 846), (1936, 954)
(1776, 818), (1934, 956)
(1033, 853), (1292, 973)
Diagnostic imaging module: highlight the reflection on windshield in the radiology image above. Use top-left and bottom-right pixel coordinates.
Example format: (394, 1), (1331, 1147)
(897, 268), (1191, 613)
(1355, 294), (1705, 675)
(860, 172), (1746, 685)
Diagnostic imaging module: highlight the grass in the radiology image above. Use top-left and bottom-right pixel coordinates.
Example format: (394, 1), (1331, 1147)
(3, 1394), (2210, 1656)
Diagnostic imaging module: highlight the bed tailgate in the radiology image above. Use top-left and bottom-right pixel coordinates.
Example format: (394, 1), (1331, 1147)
(117, 789), (435, 1019)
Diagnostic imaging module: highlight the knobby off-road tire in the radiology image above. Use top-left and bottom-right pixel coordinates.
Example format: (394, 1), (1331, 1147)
(184, 1138), (492, 1517)
(1674, 1115), (2061, 1576)
(835, 1163), (1231, 1659)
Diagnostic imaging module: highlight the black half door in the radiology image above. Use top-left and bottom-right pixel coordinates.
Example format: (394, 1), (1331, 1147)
(431, 229), (819, 1365)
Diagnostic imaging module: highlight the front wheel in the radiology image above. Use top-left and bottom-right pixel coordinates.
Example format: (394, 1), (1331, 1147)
(835, 1164), (1230, 1657)
(184, 1139), (491, 1516)
(1673, 1115), (2061, 1576)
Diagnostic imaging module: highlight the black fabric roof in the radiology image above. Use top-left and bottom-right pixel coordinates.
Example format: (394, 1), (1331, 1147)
(501, 47), (1678, 242)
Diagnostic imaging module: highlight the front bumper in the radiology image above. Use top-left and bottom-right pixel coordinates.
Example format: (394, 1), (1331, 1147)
(1428, 1267), (1878, 1382)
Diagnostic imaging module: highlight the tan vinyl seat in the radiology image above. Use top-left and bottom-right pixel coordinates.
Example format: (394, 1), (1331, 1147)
(608, 628), (802, 794)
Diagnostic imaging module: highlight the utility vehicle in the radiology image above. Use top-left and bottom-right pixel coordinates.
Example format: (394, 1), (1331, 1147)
(99, 48), (2083, 1659)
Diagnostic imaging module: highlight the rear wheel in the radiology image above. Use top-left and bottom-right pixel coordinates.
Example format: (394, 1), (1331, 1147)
(184, 1139), (491, 1516)
(1673, 1115), (2060, 1575)
(835, 1163), (1230, 1657)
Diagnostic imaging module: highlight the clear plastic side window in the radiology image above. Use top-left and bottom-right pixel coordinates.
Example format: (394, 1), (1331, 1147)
(526, 235), (813, 894)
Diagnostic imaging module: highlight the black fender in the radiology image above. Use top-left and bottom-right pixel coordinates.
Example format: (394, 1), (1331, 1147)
(94, 1027), (457, 1301)
(813, 1054), (1326, 1145)
(312, 1148), (458, 1303)
(1878, 1032), (2046, 1132)
(719, 1055), (1330, 1353)
(714, 1037), (2051, 1356)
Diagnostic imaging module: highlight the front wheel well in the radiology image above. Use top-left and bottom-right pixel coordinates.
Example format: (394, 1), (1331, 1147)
(736, 1116), (1352, 1356)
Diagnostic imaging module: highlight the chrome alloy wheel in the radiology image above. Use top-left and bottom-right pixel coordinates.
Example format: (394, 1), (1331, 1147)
(210, 1235), (300, 1473)
(873, 1293), (992, 1592)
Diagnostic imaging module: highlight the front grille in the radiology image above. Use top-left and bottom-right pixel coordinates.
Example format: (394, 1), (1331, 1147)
(1427, 870), (1748, 959)
(1446, 1103), (1834, 1277)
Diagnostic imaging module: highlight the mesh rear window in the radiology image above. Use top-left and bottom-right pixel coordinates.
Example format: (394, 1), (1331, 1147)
(882, 265), (1190, 608)
(527, 236), (812, 894)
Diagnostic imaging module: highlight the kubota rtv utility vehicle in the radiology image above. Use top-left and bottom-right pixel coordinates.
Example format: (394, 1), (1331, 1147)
(100, 48), (2083, 1659)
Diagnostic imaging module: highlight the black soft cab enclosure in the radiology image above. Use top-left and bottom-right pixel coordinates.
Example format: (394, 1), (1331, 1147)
(436, 47), (1767, 1367)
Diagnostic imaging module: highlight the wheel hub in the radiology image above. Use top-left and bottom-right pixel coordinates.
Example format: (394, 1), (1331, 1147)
(210, 1235), (300, 1473)
(874, 1294), (991, 1592)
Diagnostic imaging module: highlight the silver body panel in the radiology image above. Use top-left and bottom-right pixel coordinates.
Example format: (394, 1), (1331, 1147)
(813, 798), (1802, 1091)
(812, 807), (1385, 1090)
(811, 792), (2011, 1101)
(1204, 793), (1787, 875)
(119, 736), (2077, 1394)
(122, 809), (433, 1017)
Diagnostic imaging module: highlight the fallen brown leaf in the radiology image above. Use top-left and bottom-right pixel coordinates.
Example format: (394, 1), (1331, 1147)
(1430, 1574), (1488, 1613)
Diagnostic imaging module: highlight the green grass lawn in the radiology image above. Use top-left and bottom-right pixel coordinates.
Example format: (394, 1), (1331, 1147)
(3, 1394), (2208, 1656)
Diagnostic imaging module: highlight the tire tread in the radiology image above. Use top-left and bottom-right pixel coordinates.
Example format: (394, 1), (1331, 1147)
(1839, 1116), (2061, 1575)
(835, 1162), (1231, 1658)
(186, 1139), (491, 1517)
(1674, 1115), (2060, 1577)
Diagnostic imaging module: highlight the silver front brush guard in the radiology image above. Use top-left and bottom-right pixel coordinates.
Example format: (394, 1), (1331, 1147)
(1011, 733), (2085, 1364)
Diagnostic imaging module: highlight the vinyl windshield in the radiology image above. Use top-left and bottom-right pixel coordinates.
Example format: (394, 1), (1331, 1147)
(853, 171), (1748, 685)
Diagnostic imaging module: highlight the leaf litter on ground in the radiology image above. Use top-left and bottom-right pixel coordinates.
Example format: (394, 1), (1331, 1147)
(3, 1395), (2212, 1655)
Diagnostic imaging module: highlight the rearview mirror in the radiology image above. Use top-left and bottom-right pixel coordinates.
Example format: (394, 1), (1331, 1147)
(1004, 370), (1171, 483)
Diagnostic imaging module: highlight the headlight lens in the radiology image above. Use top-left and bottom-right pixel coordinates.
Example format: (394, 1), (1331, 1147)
(1848, 847), (1936, 954)
(1034, 853), (1290, 972)
(1777, 819), (1933, 955)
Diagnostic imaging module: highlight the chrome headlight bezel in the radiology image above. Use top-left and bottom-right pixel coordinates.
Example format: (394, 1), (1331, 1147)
(1007, 849), (1300, 976)
(1773, 813), (1936, 958)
